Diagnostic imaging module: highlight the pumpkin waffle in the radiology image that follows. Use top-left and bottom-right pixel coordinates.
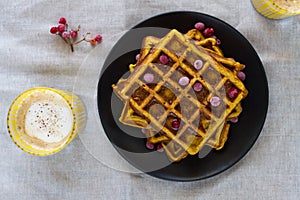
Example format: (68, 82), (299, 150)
(129, 29), (245, 120)
(130, 29), (244, 124)
(128, 29), (244, 151)
(112, 29), (248, 162)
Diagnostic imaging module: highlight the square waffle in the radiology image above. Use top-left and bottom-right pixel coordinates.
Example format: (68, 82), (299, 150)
(112, 29), (248, 162)
(131, 29), (245, 123)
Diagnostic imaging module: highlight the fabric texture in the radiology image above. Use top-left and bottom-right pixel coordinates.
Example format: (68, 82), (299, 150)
(0, 0), (299, 199)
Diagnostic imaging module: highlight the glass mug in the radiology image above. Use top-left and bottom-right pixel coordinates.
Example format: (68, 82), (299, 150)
(251, 0), (300, 19)
(7, 87), (86, 156)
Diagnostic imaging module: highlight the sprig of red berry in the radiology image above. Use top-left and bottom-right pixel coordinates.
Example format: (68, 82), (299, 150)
(50, 17), (102, 52)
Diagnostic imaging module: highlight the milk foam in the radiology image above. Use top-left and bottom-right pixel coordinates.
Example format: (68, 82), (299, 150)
(25, 100), (73, 143)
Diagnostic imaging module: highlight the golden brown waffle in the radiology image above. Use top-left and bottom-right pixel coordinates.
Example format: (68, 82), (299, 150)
(112, 29), (248, 162)
(127, 29), (244, 152)
(142, 30), (244, 115)
(130, 30), (244, 124)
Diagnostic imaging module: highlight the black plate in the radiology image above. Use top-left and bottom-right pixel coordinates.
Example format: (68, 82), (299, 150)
(97, 11), (268, 181)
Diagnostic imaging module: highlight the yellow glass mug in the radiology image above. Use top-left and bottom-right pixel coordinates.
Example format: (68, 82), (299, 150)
(7, 87), (86, 156)
(251, 0), (300, 19)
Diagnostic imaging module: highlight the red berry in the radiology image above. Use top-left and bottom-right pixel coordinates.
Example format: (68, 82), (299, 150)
(238, 71), (246, 81)
(59, 17), (67, 24)
(90, 38), (97, 45)
(193, 59), (203, 70)
(228, 87), (239, 99)
(156, 144), (164, 152)
(193, 82), (203, 92)
(179, 76), (189, 86)
(210, 35), (221, 45)
(203, 28), (214, 37)
(146, 141), (154, 150)
(143, 73), (154, 83)
(62, 31), (70, 39)
(194, 22), (205, 31)
(159, 54), (169, 65)
(230, 118), (239, 123)
(50, 27), (58, 34)
(210, 96), (221, 107)
(171, 119), (180, 129)
(135, 54), (140, 61)
(95, 34), (102, 42)
(57, 24), (65, 33)
(70, 31), (78, 39)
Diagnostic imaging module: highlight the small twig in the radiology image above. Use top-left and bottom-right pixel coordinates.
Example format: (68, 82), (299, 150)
(72, 25), (81, 32)
(58, 34), (68, 44)
(73, 32), (91, 44)
(73, 38), (85, 45)
(67, 39), (74, 52)
(59, 34), (74, 52)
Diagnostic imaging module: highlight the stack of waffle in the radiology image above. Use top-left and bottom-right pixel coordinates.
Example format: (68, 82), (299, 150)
(112, 28), (248, 162)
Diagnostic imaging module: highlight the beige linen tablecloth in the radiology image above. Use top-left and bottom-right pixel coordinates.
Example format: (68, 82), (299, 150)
(0, 0), (299, 199)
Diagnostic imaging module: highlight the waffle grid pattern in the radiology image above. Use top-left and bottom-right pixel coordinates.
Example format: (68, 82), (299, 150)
(113, 29), (248, 161)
